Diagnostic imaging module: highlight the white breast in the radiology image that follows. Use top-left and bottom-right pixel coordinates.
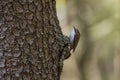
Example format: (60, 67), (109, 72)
(69, 29), (75, 43)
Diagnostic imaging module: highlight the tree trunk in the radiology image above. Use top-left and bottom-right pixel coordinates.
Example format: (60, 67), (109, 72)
(0, 0), (70, 80)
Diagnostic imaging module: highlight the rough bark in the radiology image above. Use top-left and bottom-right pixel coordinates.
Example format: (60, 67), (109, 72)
(0, 0), (70, 80)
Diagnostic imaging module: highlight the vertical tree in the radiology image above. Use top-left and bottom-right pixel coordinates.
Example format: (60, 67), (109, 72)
(0, 0), (70, 80)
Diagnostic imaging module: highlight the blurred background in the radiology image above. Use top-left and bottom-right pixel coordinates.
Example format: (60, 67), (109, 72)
(56, 0), (120, 80)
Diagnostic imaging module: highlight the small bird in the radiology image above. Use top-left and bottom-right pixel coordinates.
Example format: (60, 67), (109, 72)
(69, 27), (80, 52)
